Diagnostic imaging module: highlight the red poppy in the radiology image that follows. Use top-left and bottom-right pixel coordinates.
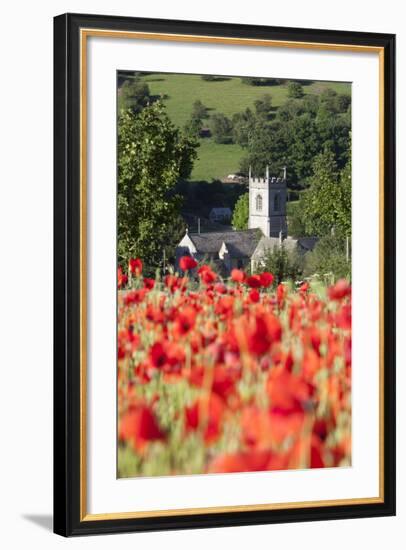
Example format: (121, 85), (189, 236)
(128, 258), (143, 276)
(247, 313), (282, 356)
(231, 269), (246, 283)
(215, 295), (235, 316)
(164, 274), (181, 292)
(299, 281), (310, 293)
(241, 406), (274, 450)
(208, 450), (273, 474)
(117, 266), (128, 288)
(276, 283), (287, 308)
(179, 255), (197, 271)
(117, 256), (351, 475)
(212, 365), (239, 401)
(124, 288), (147, 305)
(259, 271), (274, 288)
(267, 368), (314, 414)
(246, 274), (261, 288)
(248, 289), (260, 303)
(149, 342), (167, 368)
(173, 306), (196, 336)
(143, 277), (155, 290)
(214, 282), (227, 294)
(328, 279), (351, 301)
(119, 405), (166, 452)
(185, 394), (225, 444)
(198, 265), (217, 284)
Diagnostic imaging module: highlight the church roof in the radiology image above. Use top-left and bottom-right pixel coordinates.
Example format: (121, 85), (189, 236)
(188, 229), (262, 258)
(252, 235), (318, 259)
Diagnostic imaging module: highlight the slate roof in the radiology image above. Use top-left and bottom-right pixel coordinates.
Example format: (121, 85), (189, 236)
(189, 229), (262, 258)
(297, 237), (319, 251)
(252, 235), (318, 259)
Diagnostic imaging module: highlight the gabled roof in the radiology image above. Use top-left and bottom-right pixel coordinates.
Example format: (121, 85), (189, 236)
(188, 229), (261, 257)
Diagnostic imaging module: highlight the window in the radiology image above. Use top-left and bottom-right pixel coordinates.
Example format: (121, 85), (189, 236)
(256, 194), (263, 211)
(274, 193), (281, 212)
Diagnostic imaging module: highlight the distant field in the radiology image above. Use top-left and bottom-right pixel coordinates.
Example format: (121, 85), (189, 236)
(191, 140), (245, 182)
(133, 73), (351, 182)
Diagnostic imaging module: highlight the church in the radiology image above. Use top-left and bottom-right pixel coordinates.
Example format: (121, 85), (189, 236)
(175, 167), (317, 274)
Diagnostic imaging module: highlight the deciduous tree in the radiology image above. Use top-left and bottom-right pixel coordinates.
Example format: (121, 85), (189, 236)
(232, 193), (249, 230)
(118, 102), (198, 272)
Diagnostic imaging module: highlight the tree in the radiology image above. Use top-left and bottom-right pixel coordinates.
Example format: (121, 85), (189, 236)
(184, 115), (203, 139)
(304, 234), (350, 281)
(118, 78), (151, 113)
(232, 193), (249, 230)
(232, 108), (256, 147)
(184, 100), (209, 138)
(191, 99), (208, 119)
(319, 88), (338, 113)
(301, 149), (351, 238)
(118, 102), (198, 272)
(287, 81), (304, 99)
(336, 93), (351, 113)
(259, 245), (303, 284)
(254, 94), (272, 119)
(286, 200), (308, 237)
(241, 77), (279, 86)
(211, 113), (233, 144)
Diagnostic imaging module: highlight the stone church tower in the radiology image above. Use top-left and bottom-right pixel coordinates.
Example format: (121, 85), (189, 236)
(248, 166), (288, 238)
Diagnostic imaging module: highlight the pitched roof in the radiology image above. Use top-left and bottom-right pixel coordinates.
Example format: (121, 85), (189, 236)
(189, 229), (261, 258)
(297, 237), (319, 251)
(252, 235), (318, 259)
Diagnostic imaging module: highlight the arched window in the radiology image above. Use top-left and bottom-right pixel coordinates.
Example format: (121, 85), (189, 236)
(256, 194), (263, 212)
(274, 193), (281, 212)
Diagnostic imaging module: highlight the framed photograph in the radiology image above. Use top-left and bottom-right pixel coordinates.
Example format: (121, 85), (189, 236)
(54, 13), (396, 536)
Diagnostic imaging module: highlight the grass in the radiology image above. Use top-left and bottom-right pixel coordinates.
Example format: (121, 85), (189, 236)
(128, 72), (351, 182)
(192, 139), (245, 182)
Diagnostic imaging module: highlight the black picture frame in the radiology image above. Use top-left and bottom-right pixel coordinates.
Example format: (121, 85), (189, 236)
(54, 12), (396, 537)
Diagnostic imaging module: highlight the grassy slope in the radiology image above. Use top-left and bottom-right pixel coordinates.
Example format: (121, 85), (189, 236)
(139, 73), (351, 182)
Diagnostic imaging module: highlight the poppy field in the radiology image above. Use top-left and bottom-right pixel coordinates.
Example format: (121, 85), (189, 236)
(117, 257), (351, 478)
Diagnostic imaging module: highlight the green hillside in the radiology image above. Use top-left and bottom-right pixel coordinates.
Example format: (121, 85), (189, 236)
(131, 73), (351, 182)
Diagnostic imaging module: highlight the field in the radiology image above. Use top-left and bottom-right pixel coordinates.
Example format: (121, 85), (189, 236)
(131, 73), (351, 182)
(117, 258), (352, 478)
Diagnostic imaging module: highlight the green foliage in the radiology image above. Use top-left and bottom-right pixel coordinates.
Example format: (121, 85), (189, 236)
(118, 78), (151, 113)
(232, 193), (249, 230)
(184, 115), (203, 139)
(287, 81), (304, 99)
(241, 77), (280, 86)
(184, 100), (209, 138)
(301, 149), (351, 238)
(241, 96), (350, 183)
(319, 88), (351, 115)
(254, 94), (272, 119)
(127, 72), (351, 183)
(286, 200), (308, 237)
(118, 102), (198, 272)
(211, 113), (233, 144)
(232, 108), (257, 147)
(304, 234), (351, 281)
(191, 99), (209, 119)
(259, 244), (303, 283)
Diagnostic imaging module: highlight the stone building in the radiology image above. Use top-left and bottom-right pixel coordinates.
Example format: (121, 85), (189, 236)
(248, 165), (288, 238)
(175, 166), (317, 274)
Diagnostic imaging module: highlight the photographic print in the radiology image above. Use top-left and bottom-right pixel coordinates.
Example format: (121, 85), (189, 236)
(117, 71), (352, 478)
(54, 15), (395, 535)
